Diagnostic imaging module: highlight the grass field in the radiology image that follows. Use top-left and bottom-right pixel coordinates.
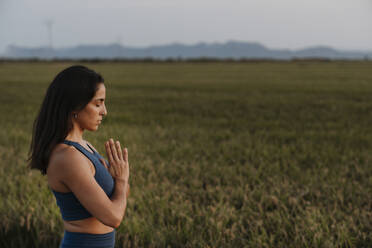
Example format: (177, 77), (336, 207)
(0, 61), (372, 247)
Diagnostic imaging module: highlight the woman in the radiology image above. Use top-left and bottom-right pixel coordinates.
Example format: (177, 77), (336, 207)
(28, 65), (130, 248)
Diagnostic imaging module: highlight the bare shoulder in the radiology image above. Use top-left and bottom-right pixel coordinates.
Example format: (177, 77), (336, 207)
(47, 143), (92, 180)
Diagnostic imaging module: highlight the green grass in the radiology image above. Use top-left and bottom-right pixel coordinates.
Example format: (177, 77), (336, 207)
(0, 61), (372, 247)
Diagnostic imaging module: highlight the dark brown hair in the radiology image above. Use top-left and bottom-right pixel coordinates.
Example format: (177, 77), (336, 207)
(28, 65), (104, 174)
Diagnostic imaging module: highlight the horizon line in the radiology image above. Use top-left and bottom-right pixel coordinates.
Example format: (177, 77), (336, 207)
(3, 40), (372, 53)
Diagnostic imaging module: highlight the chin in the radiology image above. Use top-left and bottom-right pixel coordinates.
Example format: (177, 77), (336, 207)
(87, 126), (99, 131)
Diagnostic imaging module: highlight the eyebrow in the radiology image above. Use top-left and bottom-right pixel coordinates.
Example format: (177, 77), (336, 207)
(95, 98), (105, 102)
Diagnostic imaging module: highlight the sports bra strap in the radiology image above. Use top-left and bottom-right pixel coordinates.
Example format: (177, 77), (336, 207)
(63, 140), (96, 158)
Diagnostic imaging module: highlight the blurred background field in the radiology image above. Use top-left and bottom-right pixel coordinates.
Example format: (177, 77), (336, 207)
(0, 61), (372, 247)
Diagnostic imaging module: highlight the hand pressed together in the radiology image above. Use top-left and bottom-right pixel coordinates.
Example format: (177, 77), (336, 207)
(100, 138), (130, 196)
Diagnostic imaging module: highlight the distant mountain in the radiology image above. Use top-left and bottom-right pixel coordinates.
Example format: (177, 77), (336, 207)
(2, 41), (372, 59)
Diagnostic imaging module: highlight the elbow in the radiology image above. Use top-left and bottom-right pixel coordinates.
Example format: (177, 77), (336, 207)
(101, 202), (126, 228)
(114, 215), (124, 228)
(104, 219), (121, 229)
(106, 214), (123, 228)
(113, 220), (121, 229)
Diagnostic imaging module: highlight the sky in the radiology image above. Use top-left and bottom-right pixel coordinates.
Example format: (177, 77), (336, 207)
(0, 0), (371, 54)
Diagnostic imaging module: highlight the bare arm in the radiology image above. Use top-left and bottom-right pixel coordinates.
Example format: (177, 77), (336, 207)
(100, 139), (130, 226)
(87, 140), (130, 199)
(58, 139), (129, 228)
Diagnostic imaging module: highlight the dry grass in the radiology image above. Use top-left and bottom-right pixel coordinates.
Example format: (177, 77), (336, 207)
(0, 61), (371, 247)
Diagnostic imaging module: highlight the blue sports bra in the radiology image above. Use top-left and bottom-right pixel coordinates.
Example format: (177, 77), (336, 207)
(51, 140), (114, 221)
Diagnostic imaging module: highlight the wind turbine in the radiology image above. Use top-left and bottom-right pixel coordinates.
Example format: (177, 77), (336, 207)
(44, 19), (54, 49)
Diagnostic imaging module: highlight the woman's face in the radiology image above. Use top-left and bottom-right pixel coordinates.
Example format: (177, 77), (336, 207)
(75, 83), (107, 131)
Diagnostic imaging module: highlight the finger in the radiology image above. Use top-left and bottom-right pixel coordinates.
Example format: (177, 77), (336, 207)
(105, 142), (116, 176)
(124, 148), (129, 176)
(123, 148), (128, 163)
(115, 141), (123, 160)
(105, 141), (114, 163)
(99, 158), (108, 169)
(110, 139), (120, 161)
(109, 139), (120, 175)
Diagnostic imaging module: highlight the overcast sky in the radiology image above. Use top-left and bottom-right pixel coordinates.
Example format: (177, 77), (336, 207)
(0, 0), (371, 53)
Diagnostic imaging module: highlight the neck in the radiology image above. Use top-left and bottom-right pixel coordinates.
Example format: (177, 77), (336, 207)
(66, 125), (85, 143)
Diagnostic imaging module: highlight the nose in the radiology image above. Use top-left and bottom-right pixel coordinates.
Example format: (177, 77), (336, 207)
(101, 103), (107, 116)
